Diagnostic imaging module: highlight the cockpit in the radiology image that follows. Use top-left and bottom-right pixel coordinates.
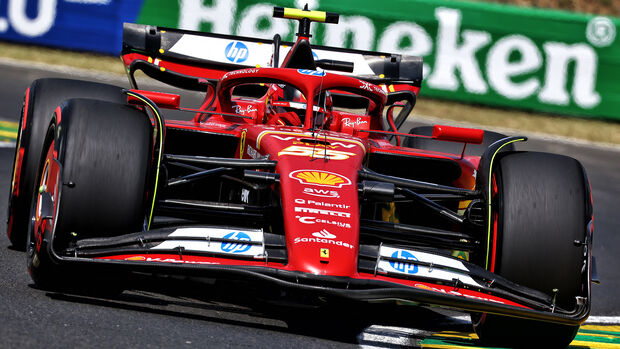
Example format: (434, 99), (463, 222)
(213, 67), (387, 135)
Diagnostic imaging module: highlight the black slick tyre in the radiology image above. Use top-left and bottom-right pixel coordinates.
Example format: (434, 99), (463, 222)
(27, 98), (152, 290)
(8, 78), (125, 250)
(405, 126), (514, 156)
(473, 152), (591, 348)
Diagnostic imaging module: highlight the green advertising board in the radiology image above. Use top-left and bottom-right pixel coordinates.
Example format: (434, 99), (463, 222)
(137, 0), (620, 120)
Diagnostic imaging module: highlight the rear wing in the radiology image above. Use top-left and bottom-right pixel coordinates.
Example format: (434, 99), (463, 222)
(121, 23), (423, 92)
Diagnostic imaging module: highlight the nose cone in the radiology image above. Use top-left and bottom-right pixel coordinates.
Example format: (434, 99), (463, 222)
(258, 129), (366, 276)
(281, 166), (360, 276)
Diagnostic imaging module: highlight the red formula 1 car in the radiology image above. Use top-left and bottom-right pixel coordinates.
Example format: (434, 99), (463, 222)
(7, 7), (593, 348)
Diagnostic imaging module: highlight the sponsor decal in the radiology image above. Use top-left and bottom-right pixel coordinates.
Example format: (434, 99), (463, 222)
(294, 234), (354, 250)
(246, 145), (259, 159)
(357, 81), (386, 95)
(278, 145), (356, 160)
(222, 68), (259, 80)
(289, 170), (352, 188)
(586, 16), (616, 48)
(389, 250), (419, 274)
(224, 41), (249, 63)
(221, 231), (252, 254)
(312, 229), (336, 239)
(381, 245), (470, 272)
(233, 105), (258, 115)
(295, 215), (352, 229)
(294, 229), (354, 250)
(341, 117), (369, 128)
(379, 245), (480, 287)
(294, 207), (350, 218)
(303, 187), (340, 198)
(359, 81), (373, 92)
(150, 227), (265, 257)
(294, 198), (350, 210)
(256, 131), (366, 152)
(123, 256), (218, 265)
(167, 227), (263, 240)
(297, 69), (326, 76)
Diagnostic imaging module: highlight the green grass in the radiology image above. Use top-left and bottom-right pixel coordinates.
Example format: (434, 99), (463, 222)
(2, 40), (620, 145)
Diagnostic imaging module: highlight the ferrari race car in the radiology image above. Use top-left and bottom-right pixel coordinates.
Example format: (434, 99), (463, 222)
(7, 6), (594, 348)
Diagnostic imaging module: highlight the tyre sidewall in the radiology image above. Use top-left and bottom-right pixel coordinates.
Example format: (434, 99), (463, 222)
(8, 79), (125, 249)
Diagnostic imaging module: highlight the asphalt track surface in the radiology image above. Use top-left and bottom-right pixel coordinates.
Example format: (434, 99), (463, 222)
(0, 60), (619, 348)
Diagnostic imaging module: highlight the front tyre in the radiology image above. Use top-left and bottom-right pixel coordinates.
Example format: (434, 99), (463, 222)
(473, 152), (591, 348)
(8, 78), (125, 250)
(27, 98), (152, 291)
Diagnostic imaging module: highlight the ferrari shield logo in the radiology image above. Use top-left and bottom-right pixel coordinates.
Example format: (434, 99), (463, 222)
(320, 248), (330, 259)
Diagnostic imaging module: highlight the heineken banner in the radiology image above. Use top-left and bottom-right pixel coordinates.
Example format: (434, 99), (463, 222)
(0, 0), (142, 53)
(1, 0), (619, 120)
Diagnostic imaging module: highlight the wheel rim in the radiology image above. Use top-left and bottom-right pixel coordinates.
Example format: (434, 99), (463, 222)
(28, 138), (60, 260)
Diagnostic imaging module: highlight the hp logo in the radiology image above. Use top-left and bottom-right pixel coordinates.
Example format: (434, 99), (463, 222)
(389, 250), (418, 274)
(221, 232), (252, 253)
(225, 41), (249, 63)
(297, 69), (325, 76)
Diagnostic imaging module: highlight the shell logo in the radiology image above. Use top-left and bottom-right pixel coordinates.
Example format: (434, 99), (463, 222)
(289, 170), (352, 188)
(414, 284), (434, 291)
(125, 256), (146, 261)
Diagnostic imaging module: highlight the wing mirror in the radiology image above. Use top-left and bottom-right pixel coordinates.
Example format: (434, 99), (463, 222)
(127, 89), (180, 109)
(432, 125), (484, 144)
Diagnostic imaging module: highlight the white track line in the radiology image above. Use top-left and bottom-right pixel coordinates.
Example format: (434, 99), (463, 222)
(359, 317), (620, 348)
(586, 316), (620, 324)
(360, 326), (430, 348)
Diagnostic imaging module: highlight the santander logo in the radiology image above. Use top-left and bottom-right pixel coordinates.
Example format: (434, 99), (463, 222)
(312, 229), (337, 239)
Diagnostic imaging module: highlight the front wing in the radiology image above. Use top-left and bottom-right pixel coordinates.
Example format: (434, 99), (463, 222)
(47, 225), (591, 326)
